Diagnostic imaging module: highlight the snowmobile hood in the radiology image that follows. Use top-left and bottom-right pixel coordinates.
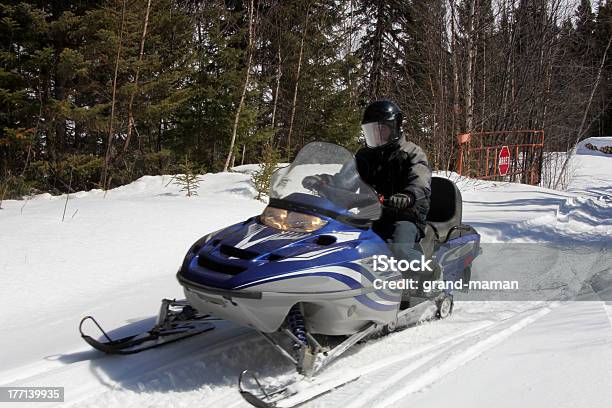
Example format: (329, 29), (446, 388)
(178, 216), (383, 292)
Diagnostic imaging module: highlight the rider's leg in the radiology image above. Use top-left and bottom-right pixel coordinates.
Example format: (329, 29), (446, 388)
(373, 219), (422, 264)
(387, 221), (422, 309)
(388, 221), (421, 262)
(389, 221), (443, 301)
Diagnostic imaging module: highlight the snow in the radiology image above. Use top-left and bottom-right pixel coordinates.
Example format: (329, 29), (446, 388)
(393, 301), (612, 408)
(0, 137), (611, 407)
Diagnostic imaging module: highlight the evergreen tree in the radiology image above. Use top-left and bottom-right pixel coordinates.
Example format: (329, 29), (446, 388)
(592, 1), (612, 136)
(251, 141), (279, 201)
(174, 154), (201, 197)
(575, 0), (596, 57)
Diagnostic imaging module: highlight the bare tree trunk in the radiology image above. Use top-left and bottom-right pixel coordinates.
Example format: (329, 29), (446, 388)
(499, 1), (516, 130)
(101, 0), (127, 189)
(123, 0), (152, 153)
(441, 44), (450, 171)
(271, 41), (282, 128)
(286, 5), (310, 163)
(223, 0), (256, 172)
(464, 0), (476, 132)
(428, 74), (439, 168)
(553, 36), (612, 189)
(369, 0), (385, 99)
(347, 0), (355, 104)
(481, 38), (486, 132)
(450, 0), (460, 137)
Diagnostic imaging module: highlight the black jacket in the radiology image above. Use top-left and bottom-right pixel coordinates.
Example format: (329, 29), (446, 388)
(355, 138), (432, 228)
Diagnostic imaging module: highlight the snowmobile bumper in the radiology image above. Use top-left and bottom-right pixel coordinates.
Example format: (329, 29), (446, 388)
(177, 272), (263, 299)
(177, 272), (388, 335)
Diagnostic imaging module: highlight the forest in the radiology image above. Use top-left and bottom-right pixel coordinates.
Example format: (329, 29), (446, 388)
(0, 0), (611, 198)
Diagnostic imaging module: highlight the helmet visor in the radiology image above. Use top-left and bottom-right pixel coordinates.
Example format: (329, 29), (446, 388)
(362, 121), (396, 148)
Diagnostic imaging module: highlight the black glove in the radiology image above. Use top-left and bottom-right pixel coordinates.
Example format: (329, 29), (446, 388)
(302, 174), (331, 190)
(388, 193), (414, 210)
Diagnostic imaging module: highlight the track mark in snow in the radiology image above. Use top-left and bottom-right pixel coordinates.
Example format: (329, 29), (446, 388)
(604, 303), (612, 333)
(324, 304), (556, 408)
(374, 306), (554, 408)
(506, 195), (612, 242)
(17, 325), (257, 408)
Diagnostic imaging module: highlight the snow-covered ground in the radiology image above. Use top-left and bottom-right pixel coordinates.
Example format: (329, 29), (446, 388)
(0, 137), (610, 407)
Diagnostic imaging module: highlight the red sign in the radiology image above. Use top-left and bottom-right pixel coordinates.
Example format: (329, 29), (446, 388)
(498, 145), (510, 176)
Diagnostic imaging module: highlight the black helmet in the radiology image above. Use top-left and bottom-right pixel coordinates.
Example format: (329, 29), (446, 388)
(361, 100), (403, 149)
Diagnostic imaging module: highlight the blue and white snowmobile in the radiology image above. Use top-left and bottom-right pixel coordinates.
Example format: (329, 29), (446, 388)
(79, 142), (480, 407)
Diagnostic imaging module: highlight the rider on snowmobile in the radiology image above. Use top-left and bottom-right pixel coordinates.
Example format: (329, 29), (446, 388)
(304, 100), (432, 255)
(303, 100), (432, 305)
(356, 100), (432, 248)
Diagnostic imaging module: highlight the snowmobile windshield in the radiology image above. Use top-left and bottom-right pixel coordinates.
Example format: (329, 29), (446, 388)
(269, 142), (382, 223)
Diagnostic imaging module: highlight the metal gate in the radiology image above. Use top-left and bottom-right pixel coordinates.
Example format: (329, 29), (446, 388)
(456, 130), (545, 185)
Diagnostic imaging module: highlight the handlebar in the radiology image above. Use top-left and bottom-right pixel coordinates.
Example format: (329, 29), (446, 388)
(378, 195), (388, 205)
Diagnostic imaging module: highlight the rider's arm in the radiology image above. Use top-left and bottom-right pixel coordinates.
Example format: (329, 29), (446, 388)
(303, 161), (361, 192)
(402, 143), (432, 207)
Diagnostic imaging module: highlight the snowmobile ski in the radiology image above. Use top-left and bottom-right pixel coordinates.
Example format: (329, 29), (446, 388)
(239, 369), (361, 408)
(238, 323), (378, 407)
(237, 296), (450, 407)
(79, 299), (215, 354)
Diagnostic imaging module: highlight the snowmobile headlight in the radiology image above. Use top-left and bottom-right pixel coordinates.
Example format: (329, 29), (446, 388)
(261, 206), (327, 233)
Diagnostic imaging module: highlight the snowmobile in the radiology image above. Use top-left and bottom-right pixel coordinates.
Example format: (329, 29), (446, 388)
(79, 141), (480, 407)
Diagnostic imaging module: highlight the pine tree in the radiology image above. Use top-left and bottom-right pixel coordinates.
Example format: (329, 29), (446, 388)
(174, 155), (201, 197)
(576, 0), (596, 57)
(251, 142), (279, 201)
(592, 1), (612, 135)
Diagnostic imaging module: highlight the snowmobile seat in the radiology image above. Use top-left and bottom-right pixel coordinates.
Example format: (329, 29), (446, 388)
(418, 223), (436, 259)
(426, 177), (462, 243)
